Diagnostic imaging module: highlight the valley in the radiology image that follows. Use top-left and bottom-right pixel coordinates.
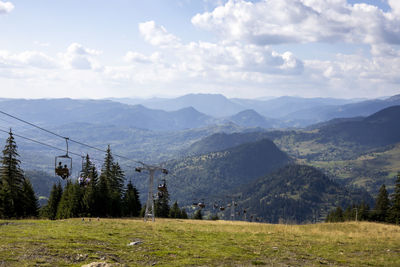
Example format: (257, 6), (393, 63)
(0, 94), (399, 223)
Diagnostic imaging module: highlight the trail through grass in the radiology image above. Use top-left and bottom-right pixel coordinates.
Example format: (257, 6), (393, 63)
(0, 219), (399, 266)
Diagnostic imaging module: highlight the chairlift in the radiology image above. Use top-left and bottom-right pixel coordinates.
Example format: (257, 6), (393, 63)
(78, 156), (91, 187)
(55, 138), (72, 179)
(158, 178), (167, 192)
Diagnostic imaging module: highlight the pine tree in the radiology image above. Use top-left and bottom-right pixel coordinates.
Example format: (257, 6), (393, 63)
(169, 201), (182, 218)
(21, 178), (38, 217)
(81, 155), (99, 217)
(389, 173), (400, 224)
(374, 184), (390, 222)
(181, 208), (188, 219)
(109, 162), (125, 216)
(358, 202), (371, 221)
(155, 182), (170, 218)
(56, 181), (82, 219)
(122, 181), (141, 217)
(98, 146), (125, 217)
(194, 209), (202, 220)
(325, 207), (344, 222)
(43, 182), (63, 219)
(0, 130), (26, 218)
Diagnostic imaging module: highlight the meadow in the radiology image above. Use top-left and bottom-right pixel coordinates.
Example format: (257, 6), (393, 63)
(0, 218), (399, 266)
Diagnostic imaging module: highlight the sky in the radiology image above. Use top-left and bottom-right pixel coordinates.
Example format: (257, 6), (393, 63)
(0, 0), (399, 99)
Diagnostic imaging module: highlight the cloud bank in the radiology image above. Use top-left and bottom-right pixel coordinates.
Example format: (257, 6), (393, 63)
(0, 1), (14, 14)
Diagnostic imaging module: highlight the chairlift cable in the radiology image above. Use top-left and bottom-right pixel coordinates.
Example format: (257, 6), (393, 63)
(0, 127), (103, 163)
(0, 109), (140, 163)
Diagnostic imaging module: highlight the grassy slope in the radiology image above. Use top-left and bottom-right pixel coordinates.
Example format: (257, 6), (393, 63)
(0, 219), (399, 266)
(302, 144), (400, 195)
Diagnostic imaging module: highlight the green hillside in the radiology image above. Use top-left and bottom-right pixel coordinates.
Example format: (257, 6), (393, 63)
(183, 131), (270, 156)
(236, 165), (372, 223)
(166, 138), (291, 204)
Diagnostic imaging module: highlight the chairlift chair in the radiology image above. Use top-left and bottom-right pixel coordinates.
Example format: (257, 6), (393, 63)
(55, 138), (72, 179)
(55, 154), (72, 179)
(158, 178), (167, 192)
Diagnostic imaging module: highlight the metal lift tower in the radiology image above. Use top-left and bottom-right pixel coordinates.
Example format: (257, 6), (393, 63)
(135, 162), (168, 222)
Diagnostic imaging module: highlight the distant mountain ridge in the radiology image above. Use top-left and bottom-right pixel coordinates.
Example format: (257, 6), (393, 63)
(0, 98), (218, 131)
(227, 109), (277, 129)
(108, 93), (400, 127)
(317, 105), (400, 147)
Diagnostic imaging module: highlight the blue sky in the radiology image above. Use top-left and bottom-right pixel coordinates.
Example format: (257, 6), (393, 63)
(0, 0), (399, 99)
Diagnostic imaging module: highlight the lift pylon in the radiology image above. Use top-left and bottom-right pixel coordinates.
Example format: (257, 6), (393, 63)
(135, 162), (168, 222)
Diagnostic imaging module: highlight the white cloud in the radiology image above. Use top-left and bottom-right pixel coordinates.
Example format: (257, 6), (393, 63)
(0, 1), (14, 14)
(139, 21), (181, 47)
(192, 0), (400, 45)
(0, 50), (56, 69)
(124, 51), (161, 64)
(133, 21), (303, 76)
(61, 43), (102, 70)
(388, 0), (400, 15)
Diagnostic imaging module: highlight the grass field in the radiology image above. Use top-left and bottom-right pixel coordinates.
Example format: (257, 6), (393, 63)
(0, 218), (399, 266)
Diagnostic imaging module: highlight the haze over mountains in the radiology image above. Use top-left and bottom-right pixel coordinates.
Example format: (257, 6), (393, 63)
(109, 93), (400, 128)
(0, 93), (399, 223)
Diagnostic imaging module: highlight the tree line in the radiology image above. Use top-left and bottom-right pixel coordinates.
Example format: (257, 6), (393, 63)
(0, 130), (190, 220)
(326, 173), (400, 224)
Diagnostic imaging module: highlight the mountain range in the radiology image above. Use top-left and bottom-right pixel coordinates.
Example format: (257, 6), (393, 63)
(108, 93), (400, 127)
(1, 95), (399, 223)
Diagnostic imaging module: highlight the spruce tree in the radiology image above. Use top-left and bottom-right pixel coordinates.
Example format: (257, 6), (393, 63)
(155, 182), (170, 218)
(109, 162), (125, 216)
(122, 181), (141, 217)
(21, 178), (38, 217)
(56, 181), (82, 219)
(81, 155), (99, 217)
(374, 184), (390, 222)
(169, 201), (182, 218)
(98, 146), (125, 217)
(181, 208), (188, 219)
(194, 209), (203, 220)
(0, 130), (26, 218)
(43, 182), (63, 219)
(389, 173), (400, 224)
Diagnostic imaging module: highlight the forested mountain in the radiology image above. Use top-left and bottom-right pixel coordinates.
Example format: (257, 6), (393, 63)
(235, 165), (373, 223)
(227, 109), (277, 129)
(164, 138), (291, 204)
(184, 131), (271, 156)
(317, 105), (400, 147)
